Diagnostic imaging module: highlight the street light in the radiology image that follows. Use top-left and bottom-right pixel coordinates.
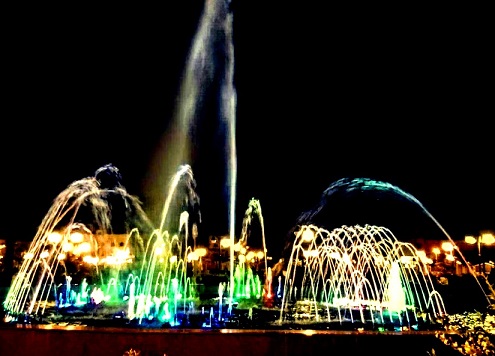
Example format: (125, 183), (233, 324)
(465, 232), (495, 257)
(441, 241), (454, 253)
(440, 242), (456, 273)
(432, 247), (441, 262)
(465, 232), (495, 275)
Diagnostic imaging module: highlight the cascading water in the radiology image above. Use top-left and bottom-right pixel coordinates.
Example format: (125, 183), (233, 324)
(278, 224), (447, 330)
(293, 177), (491, 306)
(2, 164), (202, 326)
(7, 155), (493, 333)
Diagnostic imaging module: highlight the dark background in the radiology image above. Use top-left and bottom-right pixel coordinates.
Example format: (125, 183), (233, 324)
(1, 2), (493, 261)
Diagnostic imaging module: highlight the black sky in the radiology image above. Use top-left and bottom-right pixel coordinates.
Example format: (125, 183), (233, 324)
(1, 2), (493, 259)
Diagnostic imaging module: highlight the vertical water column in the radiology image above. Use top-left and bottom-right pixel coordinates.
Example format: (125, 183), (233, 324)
(222, 2), (238, 312)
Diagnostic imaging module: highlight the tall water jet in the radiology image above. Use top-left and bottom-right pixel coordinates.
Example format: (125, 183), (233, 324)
(146, 0), (238, 307)
(223, 1), (237, 311)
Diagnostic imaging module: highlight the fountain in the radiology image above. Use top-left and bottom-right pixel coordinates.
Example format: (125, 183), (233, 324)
(1, 163), (272, 328)
(290, 177), (492, 309)
(0, 0), (488, 354)
(0, 166), (471, 354)
(2, 164), (460, 332)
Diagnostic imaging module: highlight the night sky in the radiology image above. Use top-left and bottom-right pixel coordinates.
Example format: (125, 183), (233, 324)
(1, 2), (493, 260)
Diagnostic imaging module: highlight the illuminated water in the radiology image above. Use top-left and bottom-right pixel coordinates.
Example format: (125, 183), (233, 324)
(294, 177), (490, 305)
(279, 224), (447, 328)
(2, 162), (273, 328)
(2, 164), (455, 331)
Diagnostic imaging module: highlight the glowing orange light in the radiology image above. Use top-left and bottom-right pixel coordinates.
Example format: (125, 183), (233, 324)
(441, 242), (454, 252)
(220, 238), (231, 249)
(62, 242), (74, 253)
(47, 232), (63, 244)
(70, 232), (84, 243)
(195, 247), (207, 257)
(465, 236), (477, 245)
(301, 228), (314, 242)
(481, 233), (495, 245)
(246, 251), (255, 261)
(187, 251), (199, 262)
